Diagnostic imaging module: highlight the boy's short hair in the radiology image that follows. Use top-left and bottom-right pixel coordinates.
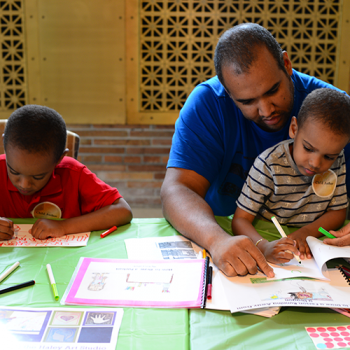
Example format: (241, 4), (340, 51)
(298, 88), (350, 138)
(4, 105), (67, 162)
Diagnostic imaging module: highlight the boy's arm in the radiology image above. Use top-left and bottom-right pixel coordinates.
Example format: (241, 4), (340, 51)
(288, 208), (347, 259)
(30, 198), (133, 239)
(232, 208), (299, 264)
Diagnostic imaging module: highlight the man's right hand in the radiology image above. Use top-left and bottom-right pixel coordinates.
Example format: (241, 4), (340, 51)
(209, 234), (275, 277)
(0, 217), (14, 240)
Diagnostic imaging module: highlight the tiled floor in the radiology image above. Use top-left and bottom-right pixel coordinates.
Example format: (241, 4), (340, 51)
(131, 207), (163, 218)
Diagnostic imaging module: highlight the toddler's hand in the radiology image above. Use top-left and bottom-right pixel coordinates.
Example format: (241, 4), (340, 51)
(287, 229), (312, 259)
(258, 237), (299, 265)
(0, 217), (14, 241)
(29, 219), (66, 240)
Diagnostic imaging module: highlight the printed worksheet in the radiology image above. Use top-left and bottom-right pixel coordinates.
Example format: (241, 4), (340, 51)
(0, 306), (123, 350)
(62, 257), (206, 308)
(0, 224), (90, 247)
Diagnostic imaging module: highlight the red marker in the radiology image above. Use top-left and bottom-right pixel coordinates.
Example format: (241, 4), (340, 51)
(100, 226), (117, 238)
(207, 266), (213, 300)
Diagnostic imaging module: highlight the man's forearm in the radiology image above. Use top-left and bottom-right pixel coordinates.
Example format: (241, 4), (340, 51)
(161, 184), (229, 251)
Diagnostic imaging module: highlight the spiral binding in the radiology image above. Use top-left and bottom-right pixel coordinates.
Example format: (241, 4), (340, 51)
(201, 256), (210, 309)
(337, 266), (350, 285)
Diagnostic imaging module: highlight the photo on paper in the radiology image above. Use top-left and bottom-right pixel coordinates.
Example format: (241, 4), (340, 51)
(44, 327), (78, 343)
(84, 312), (116, 326)
(157, 240), (196, 259)
(78, 327), (113, 343)
(0, 309), (51, 342)
(50, 311), (83, 326)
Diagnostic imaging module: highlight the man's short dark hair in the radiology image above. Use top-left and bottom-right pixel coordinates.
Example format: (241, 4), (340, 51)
(214, 23), (285, 88)
(4, 105), (67, 162)
(298, 88), (350, 138)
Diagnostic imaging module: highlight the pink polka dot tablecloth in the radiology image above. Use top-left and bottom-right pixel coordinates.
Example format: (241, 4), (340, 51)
(306, 326), (350, 349)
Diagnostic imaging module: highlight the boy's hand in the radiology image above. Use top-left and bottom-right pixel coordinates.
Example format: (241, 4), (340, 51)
(0, 217), (14, 241)
(258, 237), (299, 264)
(29, 219), (66, 240)
(287, 228), (312, 259)
(324, 225), (350, 247)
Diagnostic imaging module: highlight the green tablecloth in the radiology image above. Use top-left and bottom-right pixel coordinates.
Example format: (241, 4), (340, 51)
(1, 217), (349, 349)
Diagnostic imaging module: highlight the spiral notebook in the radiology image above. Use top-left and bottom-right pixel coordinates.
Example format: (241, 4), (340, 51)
(62, 257), (209, 308)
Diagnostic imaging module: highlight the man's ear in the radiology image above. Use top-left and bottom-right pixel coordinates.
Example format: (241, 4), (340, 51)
(289, 116), (298, 139)
(282, 51), (293, 76)
(56, 148), (69, 165)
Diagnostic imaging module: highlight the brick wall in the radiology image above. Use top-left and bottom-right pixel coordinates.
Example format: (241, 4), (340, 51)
(67, 124), (175, 208)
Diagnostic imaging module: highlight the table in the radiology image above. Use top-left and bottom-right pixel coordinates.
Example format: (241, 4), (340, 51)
(1, 217), (349, 350)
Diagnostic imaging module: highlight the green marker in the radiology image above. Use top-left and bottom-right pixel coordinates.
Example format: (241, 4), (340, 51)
(318, 227), (336, 239)
(46, 264), (59, 301)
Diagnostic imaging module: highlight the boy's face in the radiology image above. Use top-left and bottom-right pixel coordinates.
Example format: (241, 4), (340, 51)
(289, 117), (349, 176)
(5, 145), (59, 196)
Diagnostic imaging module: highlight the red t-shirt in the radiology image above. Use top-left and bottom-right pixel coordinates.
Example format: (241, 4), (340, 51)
(0, 154), (122, 218)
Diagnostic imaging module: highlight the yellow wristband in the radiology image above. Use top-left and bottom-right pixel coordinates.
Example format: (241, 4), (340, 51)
(255, 238), (266, 247)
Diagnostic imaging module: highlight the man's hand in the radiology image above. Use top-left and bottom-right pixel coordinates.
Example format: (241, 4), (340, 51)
(0, 217), (14, 241)
(209, 235), (275, 278)
(29, 219), (66, 240)
(324, 224), (350, 247)
(287, 228), (312, 259)
(258, 237), (299, 264)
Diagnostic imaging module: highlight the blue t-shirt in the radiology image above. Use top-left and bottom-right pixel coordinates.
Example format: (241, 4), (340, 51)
(168, 70), (350, 216)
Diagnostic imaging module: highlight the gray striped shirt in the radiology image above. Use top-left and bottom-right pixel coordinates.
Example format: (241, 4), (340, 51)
(236, 139), (348, 226)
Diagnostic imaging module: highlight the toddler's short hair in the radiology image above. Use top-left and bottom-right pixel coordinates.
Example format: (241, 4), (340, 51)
(298, 88), (350, 138)
(4, 105), (67, 162)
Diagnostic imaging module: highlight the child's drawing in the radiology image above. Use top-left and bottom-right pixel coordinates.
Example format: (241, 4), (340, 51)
(85, 312), (115, 326)
(44, 327), (78, 343)
(51, 311), (83, 326)
(0, 224), (90, 247)
(88, 273), (109, 291)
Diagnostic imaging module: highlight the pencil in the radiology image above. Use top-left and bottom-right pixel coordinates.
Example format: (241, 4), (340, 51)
(271, 216), (301, 264)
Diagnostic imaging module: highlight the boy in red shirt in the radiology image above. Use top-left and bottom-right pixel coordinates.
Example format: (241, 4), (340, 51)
(0, 105), (132, 240)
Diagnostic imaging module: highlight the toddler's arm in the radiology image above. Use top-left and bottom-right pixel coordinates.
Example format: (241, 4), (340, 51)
(232, 208), (299, 264)
(29, 198), (133, 240)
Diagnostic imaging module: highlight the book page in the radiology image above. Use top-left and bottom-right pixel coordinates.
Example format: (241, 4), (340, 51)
(219, 268), (350, 313)
(0, 224), (90, 247)
(307, 236), (350, 273)
(63, 258), (205, 308)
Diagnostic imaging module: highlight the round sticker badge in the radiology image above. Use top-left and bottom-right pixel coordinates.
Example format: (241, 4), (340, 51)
(31, 202), (62, 219)
(312, 169), (337, 198)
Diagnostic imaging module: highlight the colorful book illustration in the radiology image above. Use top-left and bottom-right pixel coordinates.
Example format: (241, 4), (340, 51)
(62, 257), (208, 308)
(0, 224), (90, 247)
(0, 306), (123, 350)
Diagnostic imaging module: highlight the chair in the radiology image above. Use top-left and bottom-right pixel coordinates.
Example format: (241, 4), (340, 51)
(0, 119), (80, 159)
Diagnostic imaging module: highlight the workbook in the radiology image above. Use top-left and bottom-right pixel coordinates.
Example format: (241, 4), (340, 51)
(62, 257), (209, 308)
(0, 224), (90, 247)
(0, 306), (123, 350)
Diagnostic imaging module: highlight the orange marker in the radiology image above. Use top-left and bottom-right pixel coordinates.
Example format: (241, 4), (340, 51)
(100, 226), (117, 238)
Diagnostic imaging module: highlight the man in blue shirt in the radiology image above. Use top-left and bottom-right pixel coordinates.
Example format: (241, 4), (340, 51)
(161, 23), (350, 277)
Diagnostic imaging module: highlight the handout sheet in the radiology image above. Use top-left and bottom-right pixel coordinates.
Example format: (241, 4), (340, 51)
(0, 224), (90, 247)
(62, 257), (206, 308)
(0, 306), (123, 350)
